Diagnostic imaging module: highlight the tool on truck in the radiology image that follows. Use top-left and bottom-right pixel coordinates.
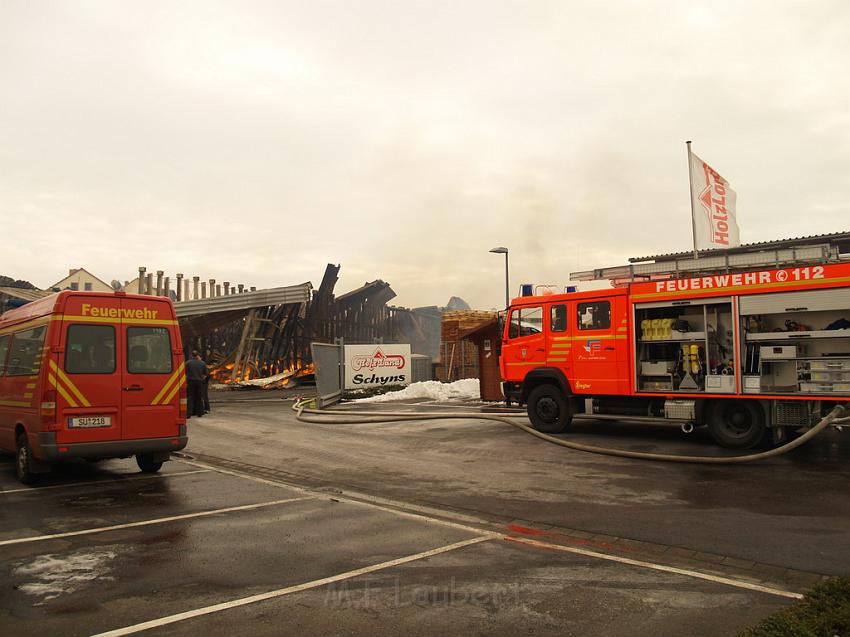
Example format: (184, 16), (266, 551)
(500, 263), (850, 449)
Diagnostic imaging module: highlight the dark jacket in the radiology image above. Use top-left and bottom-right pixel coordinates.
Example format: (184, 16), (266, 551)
(186, 358), (209, 382)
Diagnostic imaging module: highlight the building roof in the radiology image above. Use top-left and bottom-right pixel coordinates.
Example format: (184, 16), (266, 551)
(458, 316), (500, 341)
(48, 267), (113, 291)
(629, 230), (850, 263)
(0, 287), (51, 302)
(174, 283), (312, 318)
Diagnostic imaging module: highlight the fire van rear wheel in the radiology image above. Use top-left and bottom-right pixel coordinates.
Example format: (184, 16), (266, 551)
(16, 433), (37, 485)
(527, 384), (573, 434)
(136, 453), (163, 474)
(707, 400), (766, 449)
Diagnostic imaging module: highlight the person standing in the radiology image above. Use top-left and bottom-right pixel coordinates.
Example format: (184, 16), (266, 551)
(202, 353), (211, 413)
(185, 350), (208, 418)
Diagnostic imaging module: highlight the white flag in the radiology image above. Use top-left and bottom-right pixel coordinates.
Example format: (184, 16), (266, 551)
(689, 152), (740, 250)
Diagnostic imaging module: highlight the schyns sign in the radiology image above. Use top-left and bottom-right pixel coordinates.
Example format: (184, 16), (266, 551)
(343, 344), (411, 389)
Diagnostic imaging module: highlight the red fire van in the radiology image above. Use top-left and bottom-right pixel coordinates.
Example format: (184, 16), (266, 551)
(0, 290), (188, 483)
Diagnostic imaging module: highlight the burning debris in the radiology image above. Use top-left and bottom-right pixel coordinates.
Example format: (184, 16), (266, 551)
(210, 366), (314, 390)
(177, 264), (441, 389)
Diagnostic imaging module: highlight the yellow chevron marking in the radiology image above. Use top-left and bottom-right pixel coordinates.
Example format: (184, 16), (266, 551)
(161, 375), (187, 406)
(50, 360), (91, 407)
(51, 375), (79, 408)
(152, 361), (185, 405)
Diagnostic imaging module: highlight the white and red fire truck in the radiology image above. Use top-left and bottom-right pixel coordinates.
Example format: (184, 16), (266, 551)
(500, 263), (850, 448)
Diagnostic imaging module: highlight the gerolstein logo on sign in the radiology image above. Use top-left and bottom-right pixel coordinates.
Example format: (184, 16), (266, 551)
(350, 348), (407, 385)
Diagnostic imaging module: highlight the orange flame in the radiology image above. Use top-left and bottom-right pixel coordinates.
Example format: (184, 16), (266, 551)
(209, 360), (315, 388)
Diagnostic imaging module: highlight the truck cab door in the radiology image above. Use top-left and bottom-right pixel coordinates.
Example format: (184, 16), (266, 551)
(501, 304), (546, 381)
(571, 296), (628, 394)
(546, 302), (572, 375)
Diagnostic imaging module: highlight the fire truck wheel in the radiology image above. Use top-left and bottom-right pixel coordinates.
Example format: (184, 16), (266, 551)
(16, 433), (37, 485)
(136, 453), (163, 474)
(527, 384), (573, 434)
(707, 400), (766, 449)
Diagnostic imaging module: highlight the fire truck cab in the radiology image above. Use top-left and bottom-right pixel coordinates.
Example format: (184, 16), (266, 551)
(501, 263), (850, 449)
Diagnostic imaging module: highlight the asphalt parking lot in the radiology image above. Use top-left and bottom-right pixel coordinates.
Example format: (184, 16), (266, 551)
(2, 390), (848, 636)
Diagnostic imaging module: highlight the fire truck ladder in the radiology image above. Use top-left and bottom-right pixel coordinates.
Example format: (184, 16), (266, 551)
(570, 243), (838, 283)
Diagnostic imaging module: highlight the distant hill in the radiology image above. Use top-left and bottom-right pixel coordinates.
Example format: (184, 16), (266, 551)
(445, 296), (471, 311)
(0, 275), (37, 289)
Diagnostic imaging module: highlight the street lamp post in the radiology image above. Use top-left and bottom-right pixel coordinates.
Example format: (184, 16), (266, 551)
(489, 247), (509, 308)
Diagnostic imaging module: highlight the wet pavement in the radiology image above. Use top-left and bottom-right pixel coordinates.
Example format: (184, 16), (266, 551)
(198, 393), (850, 576)
(1, 390), (847, 635)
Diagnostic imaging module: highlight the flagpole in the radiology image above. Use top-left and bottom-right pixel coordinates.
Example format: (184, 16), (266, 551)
(686, 140), (699, 260)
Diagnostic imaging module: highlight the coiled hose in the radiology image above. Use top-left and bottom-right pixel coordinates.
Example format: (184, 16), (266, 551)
(293, 400), (849, 464)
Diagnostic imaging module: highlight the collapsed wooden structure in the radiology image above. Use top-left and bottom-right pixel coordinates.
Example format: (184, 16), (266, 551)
(176, 264), (441, 386)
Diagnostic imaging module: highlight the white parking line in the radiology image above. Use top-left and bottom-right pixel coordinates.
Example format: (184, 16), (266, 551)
(505, 537), (804, 600)
(176, 459), (311, 493)
(0, 496), (313, 547)
(0, 469), (211, 496)
(179, 458), (807, 600)
(177, 458), (501, 538)
(90, 535), (493, 637)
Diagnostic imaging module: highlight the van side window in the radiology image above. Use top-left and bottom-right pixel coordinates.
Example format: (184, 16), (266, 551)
(128, 327), (172, 374)
(550, 304), (567, 332)
(7, 326), (47, 376)
(509, 306), (543, 338)
(577, 301), (611, 331)
(66, 325), (116, 374)
(0, 335), (10, 375)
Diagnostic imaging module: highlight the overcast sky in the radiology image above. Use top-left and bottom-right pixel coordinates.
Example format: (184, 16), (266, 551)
(1, 1), (848, 309)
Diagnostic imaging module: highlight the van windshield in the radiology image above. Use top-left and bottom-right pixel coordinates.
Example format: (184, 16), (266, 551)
(66, 325), (116, 374)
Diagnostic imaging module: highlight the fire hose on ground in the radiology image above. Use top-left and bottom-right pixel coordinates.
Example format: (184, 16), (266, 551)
(292, 400), (849, 464)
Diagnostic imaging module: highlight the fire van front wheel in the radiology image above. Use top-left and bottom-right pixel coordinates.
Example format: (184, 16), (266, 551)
(527, 385), (573, 434)
(16, 434), (37, 485)
(136, 453), (163, 473)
